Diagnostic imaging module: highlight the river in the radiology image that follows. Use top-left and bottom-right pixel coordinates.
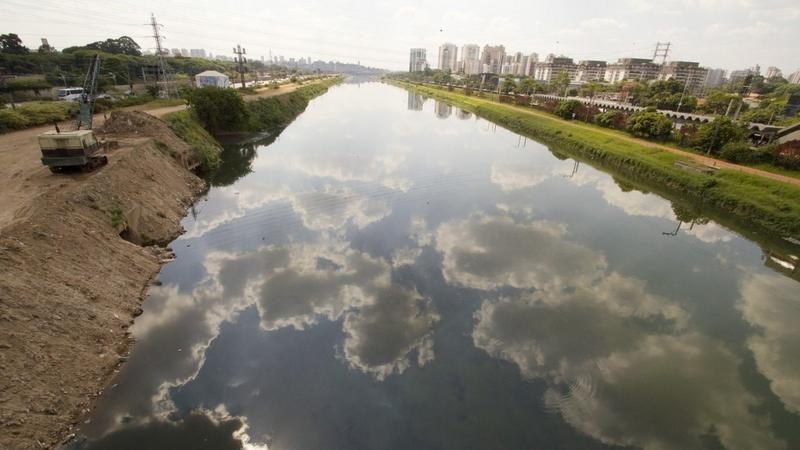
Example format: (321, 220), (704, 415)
(72, 81), (800, 450)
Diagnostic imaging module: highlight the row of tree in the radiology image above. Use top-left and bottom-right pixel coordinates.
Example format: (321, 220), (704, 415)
(392, 69), (800, 126)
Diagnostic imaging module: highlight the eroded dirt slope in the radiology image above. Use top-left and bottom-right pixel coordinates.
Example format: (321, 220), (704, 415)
(0, 113), (206, 449)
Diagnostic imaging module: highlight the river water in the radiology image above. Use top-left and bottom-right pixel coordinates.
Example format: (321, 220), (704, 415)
(74, 82), (800, 450)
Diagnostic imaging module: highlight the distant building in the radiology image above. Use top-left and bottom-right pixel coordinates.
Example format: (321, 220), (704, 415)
(460, 44), (481, 75)
(195, 70), (230, 88)
(575, 60), (607, 82)
(438, 43), (458, 72)
(189, 48), (206, 58)
(409, 48), (428, 72)
(480, 45), (506, 74)
(181, 48), (189, 57)
(534, 54), (576, 82)
(704, 68), (726, 88)
(170, 48), (181, 57)
(765, 66), (782, 79)
(523, 53), (538, 76)
(604, 58), (660, 83)
(509, 52), (528, 76)
(789, 70), (800, 85)
(729, 67), (758, 84)
(658, 61), (709, 95)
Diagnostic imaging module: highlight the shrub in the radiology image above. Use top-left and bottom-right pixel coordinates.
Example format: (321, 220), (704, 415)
(719, 141), (754, 163)
(626, 110), (673, 139)
(691, 117), (747, 154)
(595, 110), (626, 129)
(774, 140), (800, 170)
(0, 108), (30, 131)
(554, 100), (582, 120)
(186, 86), (248, 132)
(164, 110), (222, 171)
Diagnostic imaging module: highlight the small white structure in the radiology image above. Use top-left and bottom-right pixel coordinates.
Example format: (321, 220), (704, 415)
(195, 70), (230, 88)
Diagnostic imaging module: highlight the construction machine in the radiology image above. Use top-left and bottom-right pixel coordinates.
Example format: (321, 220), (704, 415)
(38, 54), (108, 173)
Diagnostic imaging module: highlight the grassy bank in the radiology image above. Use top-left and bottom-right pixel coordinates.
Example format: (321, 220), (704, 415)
(392, 81), (800, 238)
(244, 77), (341, 131)
(163, 110), (223, 171)
(164, 77), (342, 173)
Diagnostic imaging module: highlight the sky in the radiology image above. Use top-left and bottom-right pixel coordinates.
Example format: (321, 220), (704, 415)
(1, 0), (798, 74)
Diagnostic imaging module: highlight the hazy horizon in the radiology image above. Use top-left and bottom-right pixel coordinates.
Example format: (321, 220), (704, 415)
(1, 0), (798, 74)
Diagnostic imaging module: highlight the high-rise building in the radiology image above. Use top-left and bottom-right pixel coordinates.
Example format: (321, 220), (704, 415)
(658, 61), (709, 95)
(789, 70), (800, 85)
(534, 54), (576, 82)
(524, 53), (538, 76)
(189, 48), (207, 58)
(729, 67), (758, 84)
(604, 58), (660, 83)
(181, 48), (189, 57)
(460, 44), (481, 75)
(438, 43), (458, 72)
(409, 48), (428, 72)
(704, 68), (726, 88)
(575, 60), (607, 82)
(765, 66), (782, 79)
(480, 45), (506, 74)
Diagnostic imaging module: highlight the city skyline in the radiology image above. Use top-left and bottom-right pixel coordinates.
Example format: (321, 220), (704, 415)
(1, 0), (798, 74)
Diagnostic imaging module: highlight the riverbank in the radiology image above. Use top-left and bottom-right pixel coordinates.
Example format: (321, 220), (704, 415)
(0, 80), (339, 449)
(390, 81), (800, 239)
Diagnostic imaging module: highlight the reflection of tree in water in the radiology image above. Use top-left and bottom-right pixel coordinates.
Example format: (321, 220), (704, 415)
(207, 134), (278, 187)
(663, 203), (710, 236)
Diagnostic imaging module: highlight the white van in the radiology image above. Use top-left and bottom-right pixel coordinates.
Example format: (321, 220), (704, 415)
(57, 87), (84, 101)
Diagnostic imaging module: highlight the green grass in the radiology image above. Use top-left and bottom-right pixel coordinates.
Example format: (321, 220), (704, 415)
(244, 77), (341, 132)
(0, 101), (76, 132)
(393, 81), (800, 238)
(163, 110), (222, 171)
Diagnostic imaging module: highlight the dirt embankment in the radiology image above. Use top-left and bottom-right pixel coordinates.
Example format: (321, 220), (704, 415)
(0, 112), (207, 449)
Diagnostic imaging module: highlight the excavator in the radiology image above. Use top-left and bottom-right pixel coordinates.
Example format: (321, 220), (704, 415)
(38, 54), (108, 173)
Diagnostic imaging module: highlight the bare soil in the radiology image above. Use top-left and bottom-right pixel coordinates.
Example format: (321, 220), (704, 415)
(0, 112), (206, 449)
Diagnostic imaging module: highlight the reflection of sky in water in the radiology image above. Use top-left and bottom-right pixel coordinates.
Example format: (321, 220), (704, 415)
(74, 83), (800, 450)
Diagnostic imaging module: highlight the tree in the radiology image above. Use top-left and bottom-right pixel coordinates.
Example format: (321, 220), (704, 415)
(595, 110), (626, 129)
(691, 117), (747, 153)
(554, 100), (581, 120)
(549, 71), (570, 95)
(186, 87), (248, 132)
(501, 78), (516, 94)
(85, 36), (142, 56)
(626, 110), (674, 139)
(0, 33), (28, 54)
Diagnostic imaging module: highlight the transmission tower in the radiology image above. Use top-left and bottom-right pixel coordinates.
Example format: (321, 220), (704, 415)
(653, 42), (671, 65)
(150, 13), (173, 97)
(233, 44), (247, 88)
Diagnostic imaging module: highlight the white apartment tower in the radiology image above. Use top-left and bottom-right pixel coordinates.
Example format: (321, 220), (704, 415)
(438, 43), (458, 72)
(460, 44), (481, 75)
(409, 48), (428, 72)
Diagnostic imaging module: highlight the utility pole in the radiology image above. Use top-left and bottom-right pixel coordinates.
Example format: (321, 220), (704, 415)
(149, 13), (172, 98)
(234, 44), (247, 88)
